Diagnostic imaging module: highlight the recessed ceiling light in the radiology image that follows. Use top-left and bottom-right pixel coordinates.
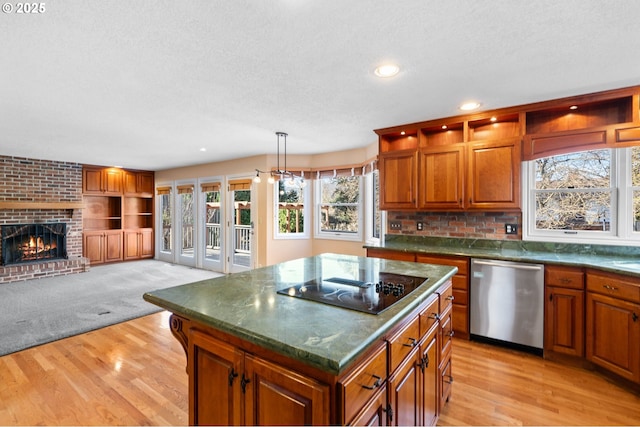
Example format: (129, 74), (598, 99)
(569, 105), (578, 110)
(374, 64), (400, 78)
(459, 101), (481, 111)
(200, 147), (207, 152)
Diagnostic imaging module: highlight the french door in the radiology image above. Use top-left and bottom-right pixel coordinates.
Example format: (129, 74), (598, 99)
(227, 178), (254, 273)
(200, 180), (224, 272)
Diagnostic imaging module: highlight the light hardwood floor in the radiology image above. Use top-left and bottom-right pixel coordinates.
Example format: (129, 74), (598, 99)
(1, 312), (639, 425)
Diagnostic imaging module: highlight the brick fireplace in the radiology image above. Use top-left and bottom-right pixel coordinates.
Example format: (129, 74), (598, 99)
(0, 155), (89, 283)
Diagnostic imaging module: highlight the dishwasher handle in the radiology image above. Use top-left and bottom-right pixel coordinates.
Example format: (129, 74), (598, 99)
(472, 259), (543, 271)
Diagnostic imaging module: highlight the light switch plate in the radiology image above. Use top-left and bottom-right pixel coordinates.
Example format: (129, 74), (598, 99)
(390, 221), (402, 230)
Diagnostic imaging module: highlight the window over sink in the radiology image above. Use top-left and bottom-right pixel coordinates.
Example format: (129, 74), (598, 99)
(523, 146), (640, 245)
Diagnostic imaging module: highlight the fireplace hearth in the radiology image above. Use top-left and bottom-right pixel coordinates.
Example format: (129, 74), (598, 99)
(1, 223), (67, 266)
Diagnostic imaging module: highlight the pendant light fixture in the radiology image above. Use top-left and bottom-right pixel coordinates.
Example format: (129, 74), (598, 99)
(254, 132), (305, 186)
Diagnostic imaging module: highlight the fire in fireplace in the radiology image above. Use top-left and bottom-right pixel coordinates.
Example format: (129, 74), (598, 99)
(1, 223), (67, 266)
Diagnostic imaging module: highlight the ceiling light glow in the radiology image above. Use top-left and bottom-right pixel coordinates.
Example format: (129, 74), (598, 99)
(459, 101), (481, 111)
(374, 64), (400, 78)
(569, 105), (578, 110)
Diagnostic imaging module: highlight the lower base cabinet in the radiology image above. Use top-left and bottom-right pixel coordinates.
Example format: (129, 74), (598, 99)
(124, 228), (154, 260)
(189, 329), (330, 426)
(586, 270), (640, 384)
(173, 280), (454, 426)
(83, 230), (123, 264)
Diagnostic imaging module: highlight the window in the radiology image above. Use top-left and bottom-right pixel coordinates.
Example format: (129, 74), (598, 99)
(315, 175), (362, 240)
(365, 170), (383, 244)
(524, 146), (640, 244)
(274, 177), (309, 239)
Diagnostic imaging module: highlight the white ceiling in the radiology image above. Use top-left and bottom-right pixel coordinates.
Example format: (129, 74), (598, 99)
(1, 1), (639, 171)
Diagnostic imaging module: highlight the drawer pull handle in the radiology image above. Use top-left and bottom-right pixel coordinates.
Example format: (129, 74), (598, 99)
(603, 284), (619, 291)
(444, 374), (454, 384)
(403, 338), (418, 348)
(448, 330), (455, 338)
(428, 313), (440, 321)
(446, 295), (455, 301)
(633, 312), (638, 322)
(560, 278), (572, 284)
(362, 374), (382, 390)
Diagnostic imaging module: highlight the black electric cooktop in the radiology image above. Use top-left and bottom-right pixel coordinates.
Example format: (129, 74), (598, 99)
(277, 272), (429, 315)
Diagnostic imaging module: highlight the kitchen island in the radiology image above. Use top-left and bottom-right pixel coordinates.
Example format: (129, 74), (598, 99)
(144, 253), (457, 425)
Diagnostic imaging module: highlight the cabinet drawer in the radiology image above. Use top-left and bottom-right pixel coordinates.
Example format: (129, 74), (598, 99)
(587, 271), (640, 303)
(546, 265), (584, 289)
(388, 315), (421, 372)
(451, 274), (468, 290)
(416, 254), (469, 275)
(452, 288), (468, 305)
(340, 343), (387, 425)
(419, 293), (440, 338)
(437, 280), (455, 313)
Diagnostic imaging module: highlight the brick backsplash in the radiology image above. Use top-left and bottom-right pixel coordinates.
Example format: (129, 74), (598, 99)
(0, 155), (87, 282)
(387, 211), (522, 240)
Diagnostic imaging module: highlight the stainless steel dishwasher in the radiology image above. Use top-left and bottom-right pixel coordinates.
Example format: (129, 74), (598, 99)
(470, 258), (544, 352)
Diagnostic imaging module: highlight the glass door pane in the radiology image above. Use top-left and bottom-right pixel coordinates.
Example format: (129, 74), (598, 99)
(229, 187), (252, 272)
(160, 193), (172, 253)
(203, 188), (223, 269)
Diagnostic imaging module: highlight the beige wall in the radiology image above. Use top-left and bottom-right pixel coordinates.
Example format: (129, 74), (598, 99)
(155, 143), (377, 269)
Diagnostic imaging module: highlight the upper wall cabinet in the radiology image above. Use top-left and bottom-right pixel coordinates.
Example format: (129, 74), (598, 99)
(124, 170), (154, 197)
(377, 115), (523, 212)
(83, 166), (124, 195)
(376, 85), (640, 213)
(523, 91), (640, 160)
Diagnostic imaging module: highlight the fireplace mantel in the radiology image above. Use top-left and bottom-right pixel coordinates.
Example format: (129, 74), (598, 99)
(0, 202), (84, 210)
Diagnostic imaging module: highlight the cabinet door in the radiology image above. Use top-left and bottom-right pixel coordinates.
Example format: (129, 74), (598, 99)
(104, 230), (123, 262)
(124, 172), (138, 195)
(420, 329), (439, 427)
(544, 286), (584, 357)
(103, 168), (123, 194)
(244, 354), (330, 426)
(379, 150), (418, 210)
(467, 138), (521, 210)
(83, 232), (104, 264)
(350, 385), (388, 426)
(418, 146), (464, 210)
(586, 292), (640, 382)
(140, 228), (154, 258)
(387, 347), (421, 427)
(189, 330), (244, 426)
(83, 168), (103, 193)
(123, 231), (140, 260)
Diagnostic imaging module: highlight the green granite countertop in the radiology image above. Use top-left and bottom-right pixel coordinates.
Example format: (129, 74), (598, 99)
(143, 253), (457, 376)
(367, 236), (640, 278)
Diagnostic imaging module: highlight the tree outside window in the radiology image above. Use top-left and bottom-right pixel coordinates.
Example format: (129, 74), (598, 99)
(317, 176), (361, 238)
(277, 179), (306, 235)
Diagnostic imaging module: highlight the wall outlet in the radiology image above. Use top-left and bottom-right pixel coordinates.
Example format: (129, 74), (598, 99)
(390, 221), (402, 230)
(417, 222), (424, 231)
(505, 224), (518, 234)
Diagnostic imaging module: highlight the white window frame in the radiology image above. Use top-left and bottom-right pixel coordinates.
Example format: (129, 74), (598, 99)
(314, 175), (363, 242)
(365, 169), (384, 245)
(273, 178), (310, 240)
(523, 147), (640, 246)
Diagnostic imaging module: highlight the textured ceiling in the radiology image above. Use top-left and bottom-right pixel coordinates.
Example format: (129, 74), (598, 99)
(1, 1), (639, 171)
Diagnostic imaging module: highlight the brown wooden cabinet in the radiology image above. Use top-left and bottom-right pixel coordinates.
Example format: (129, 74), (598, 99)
(83, 230), (123, 264)
(366, 248), (415, 262)
(83, 166), (124, 195)
(544, 265), (585, 357)
(124, 170), (154, 196)
(416, 254), (469, 339)
(83, 166), (154, 264)
(189, 329), (330, 426)
(124, 229), (153, 260)
(379, 149), (419, 210)
(586, 270), (640, 383)
(466, 138), (521, 210)
(418, 145), (465, 210)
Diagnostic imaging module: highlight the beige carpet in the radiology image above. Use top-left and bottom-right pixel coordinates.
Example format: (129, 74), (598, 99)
(0, 260), (223, 356)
